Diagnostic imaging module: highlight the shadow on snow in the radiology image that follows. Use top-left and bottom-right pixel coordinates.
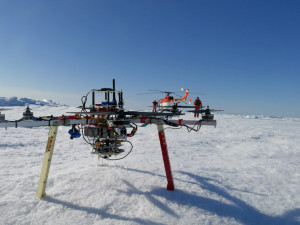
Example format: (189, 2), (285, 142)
(44, 167), (300, 225)
(118, 167), (300, 225)
(44, 196), (164, 225)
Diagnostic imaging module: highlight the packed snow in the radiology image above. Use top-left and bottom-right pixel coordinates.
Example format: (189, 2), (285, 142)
(0, 106), (299, 225)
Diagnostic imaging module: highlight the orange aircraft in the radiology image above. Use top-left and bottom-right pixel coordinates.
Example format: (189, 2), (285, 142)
(149, 89), (190, 112)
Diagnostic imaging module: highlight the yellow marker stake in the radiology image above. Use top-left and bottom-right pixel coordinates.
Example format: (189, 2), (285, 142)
(37, 126), (58, 198)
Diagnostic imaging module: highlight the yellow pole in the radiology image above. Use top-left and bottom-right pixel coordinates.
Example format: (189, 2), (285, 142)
(37, 126), (58, 198)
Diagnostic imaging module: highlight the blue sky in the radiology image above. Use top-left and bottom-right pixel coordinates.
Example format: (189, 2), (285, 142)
(0, 0), (299, 117)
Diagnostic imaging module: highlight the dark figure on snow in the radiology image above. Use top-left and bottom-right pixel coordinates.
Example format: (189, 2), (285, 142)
(152, 100), (158, 112)
(193, 97), (202, 118)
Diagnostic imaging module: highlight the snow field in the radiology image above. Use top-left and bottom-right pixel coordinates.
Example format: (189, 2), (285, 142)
(0, 106), (299, 224)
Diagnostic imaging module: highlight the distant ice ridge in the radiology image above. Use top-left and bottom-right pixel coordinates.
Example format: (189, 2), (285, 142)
(0, 97), (67, 107)
(218, 113), (300, 122)
(237, 114), (283, 119)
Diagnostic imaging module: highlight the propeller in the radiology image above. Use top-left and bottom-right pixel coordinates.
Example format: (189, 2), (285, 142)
(156, 105), (207, 109)
(138, 89), (202, 97)
(124, 111), (183, 117)
(155, 105), (223, 112)
(137, 90), (175, 96)
(138, 88), (190, 96)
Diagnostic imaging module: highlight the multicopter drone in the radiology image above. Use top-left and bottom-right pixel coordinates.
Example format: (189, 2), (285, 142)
(0, 79), (220, 198)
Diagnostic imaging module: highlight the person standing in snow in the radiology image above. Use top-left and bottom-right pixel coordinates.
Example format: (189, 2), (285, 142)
(152, 100), (158, 112)
(193, 97), (202, 118)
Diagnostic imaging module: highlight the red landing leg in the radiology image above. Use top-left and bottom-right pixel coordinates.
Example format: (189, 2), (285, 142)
(157, 123), (175, 191)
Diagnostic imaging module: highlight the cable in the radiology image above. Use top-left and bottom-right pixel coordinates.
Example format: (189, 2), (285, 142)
(97, 140), (133, 161)
(162, 118), (202, 132)
(81, 90), (92, 112)
(162, 119), (180, 127)
(183, 120), (202, 132)
(126, 123), (137, 137)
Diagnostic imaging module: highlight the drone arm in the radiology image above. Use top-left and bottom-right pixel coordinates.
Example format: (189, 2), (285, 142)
(130, 118), (216, 128)
(0, 118), (94, 128)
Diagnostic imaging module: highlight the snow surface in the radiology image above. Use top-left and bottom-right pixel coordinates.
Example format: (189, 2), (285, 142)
(0, 106), (299, 225)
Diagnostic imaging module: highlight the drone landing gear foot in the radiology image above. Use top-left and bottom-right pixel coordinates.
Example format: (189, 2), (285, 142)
(157, 123), (175, 191)
(97, 154), (108, 167)
(37, 126), (58, 198)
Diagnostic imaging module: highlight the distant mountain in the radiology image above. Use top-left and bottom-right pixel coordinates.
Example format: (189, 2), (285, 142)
(0, 97), (67, 107)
